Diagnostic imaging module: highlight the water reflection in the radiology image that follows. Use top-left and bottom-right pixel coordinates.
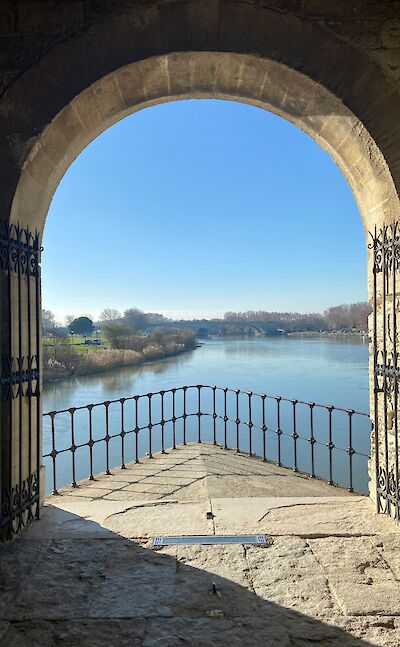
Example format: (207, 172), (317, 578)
(44, 349), (193, 410)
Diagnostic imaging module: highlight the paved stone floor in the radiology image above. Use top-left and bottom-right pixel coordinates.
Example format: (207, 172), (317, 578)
(1, 444), (400, 646)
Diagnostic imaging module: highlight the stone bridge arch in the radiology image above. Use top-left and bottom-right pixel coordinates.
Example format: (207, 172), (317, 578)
(1, 1), (400, 529)
(228, 323), (266, 336)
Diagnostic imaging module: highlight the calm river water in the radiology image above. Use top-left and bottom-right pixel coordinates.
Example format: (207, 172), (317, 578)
(43, 336), (371, 494)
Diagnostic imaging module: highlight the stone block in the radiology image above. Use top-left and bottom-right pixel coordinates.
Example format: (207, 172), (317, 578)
(212, 496), (357, 534)
(255, 497), (378, 537)
(17, 1), (84, 34)
(144, 617), (290, 647)
(105, 500), (213, 538)
(245, 537), (337, 617)
(157, 2), (190, 51)
(309, 536), (400, 616)
(5, 539), (176, 621)
(2, 619), (145, 646)
(166, 53), (194, 96)
(0, 539), (51, 618)
(171, 544), (264, 619)
(188, 0), (219, 50)
(381, 18), (400, 48)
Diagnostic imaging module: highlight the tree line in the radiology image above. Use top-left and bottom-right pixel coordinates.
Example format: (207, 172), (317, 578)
(223, 302), (371, 332)
(43, 307), (196, 352)
(42, 308), (171, 337)
(42, 301), (372, 337)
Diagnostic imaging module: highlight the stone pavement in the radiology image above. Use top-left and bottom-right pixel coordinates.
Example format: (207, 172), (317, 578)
(1, 444), (400, 646)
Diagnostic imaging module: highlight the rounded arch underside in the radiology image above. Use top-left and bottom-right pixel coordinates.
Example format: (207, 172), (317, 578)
(11, 51), (399, 238)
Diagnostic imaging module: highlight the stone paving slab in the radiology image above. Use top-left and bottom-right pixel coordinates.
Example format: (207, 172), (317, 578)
(320, 616), (400, 647)
(54, 444), (353, 503)
(143, 617), (292, 647)
(53, 486), (116, 498)
(245, 537), (336, 618)
(171, 544), (265, 620)
(309, 537), (400, 617)
(103, 486), (173, 500)
(373, 534), (400, 580)
(213, 496), (397, 537)
(0, 619), (146, 647)
(105, 500), (213, 537)
(0, 539), (51, 618)
(140, 614), (400, 647)
(20, 505), (117, 539)
(256, 498), (388, 537)
(2, 443), (400, 646)
(211, 496), (367, 535)
(3, 540), (176, 622)
(2, 615), (400, 647)
(39, 496), (378, 542)
(21, 498), (162, 538)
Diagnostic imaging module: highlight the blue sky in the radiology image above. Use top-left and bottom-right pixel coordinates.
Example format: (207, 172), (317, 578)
(43, 99), (366, 323)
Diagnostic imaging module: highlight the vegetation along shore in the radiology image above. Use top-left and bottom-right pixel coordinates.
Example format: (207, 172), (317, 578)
(43, 325), (196, 383)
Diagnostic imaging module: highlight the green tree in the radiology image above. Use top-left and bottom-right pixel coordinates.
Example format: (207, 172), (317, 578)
(68, 316), (95, 337)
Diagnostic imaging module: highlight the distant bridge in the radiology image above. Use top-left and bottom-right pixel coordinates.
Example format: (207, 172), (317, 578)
(144, 320), (285, 337)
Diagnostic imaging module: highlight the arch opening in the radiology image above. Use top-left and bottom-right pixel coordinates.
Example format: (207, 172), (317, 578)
(3, 50), (400, 531)
(38, 91), (368, 496)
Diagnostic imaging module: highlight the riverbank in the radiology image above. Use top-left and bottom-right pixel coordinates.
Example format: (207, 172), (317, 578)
(287, 330), (369, 340)
(43, 342), (194, 383)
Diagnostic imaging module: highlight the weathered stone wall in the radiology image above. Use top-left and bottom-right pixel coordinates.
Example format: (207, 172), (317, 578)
(1, 1), (400, 96)
(0, 1), (400, 512)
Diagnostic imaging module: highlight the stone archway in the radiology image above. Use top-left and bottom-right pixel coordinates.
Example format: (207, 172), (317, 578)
(1, 1), (400, 534)
(9, 51), (399, 235)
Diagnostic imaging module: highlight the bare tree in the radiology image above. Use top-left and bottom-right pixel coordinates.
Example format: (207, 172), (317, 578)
(123, 308), (147, 332)
(223, 304), (371, 332)
(145, 312), (170, 323)
(324, 302), (371, 331)
(99, 308), (121, 321)
(42, 309), (57, 334)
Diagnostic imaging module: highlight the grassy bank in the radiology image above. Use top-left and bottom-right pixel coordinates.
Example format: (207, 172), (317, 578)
(43, 330), (196, 383)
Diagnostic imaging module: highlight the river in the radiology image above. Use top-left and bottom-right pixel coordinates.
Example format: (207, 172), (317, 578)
(43, 335), (371, 494)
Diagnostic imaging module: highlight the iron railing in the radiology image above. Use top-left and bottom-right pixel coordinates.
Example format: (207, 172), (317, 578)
(43, 385), (372, 496)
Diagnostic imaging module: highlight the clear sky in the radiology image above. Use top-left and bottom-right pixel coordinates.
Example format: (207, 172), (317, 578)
(43, 99), (367, 324)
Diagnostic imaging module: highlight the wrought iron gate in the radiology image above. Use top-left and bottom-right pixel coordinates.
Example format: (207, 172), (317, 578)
(370, 223), (400, 522)
(0, 222), (41, 540)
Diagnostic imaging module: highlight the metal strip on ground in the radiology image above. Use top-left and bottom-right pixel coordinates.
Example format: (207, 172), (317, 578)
(152, 534), (268, 547)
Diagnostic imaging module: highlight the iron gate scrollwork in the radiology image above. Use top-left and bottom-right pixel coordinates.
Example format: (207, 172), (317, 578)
(370, 223), (400, 522)
(0, 222), (41, 540)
